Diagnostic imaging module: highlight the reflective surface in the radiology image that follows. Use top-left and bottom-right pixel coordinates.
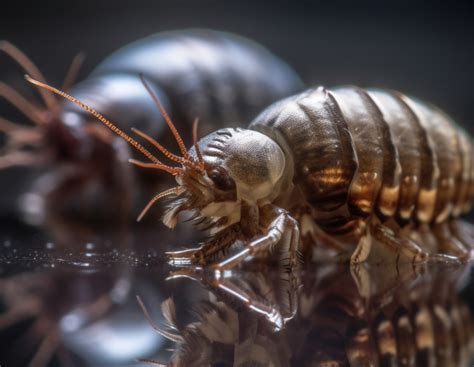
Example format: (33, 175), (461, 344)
(1, 3), (473, 366)
(0, 221), (473, 366)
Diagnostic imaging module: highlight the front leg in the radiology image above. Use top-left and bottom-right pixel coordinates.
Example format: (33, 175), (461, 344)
(167, 223), (243, 266)
(211, 206), (300, 271)
(167, 266), (298, 330)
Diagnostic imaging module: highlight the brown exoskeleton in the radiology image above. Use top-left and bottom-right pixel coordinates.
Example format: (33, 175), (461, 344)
(26, 77), (474, 270)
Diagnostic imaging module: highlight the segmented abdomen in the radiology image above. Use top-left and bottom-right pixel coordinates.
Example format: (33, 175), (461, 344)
(91, 30), (304, 137)
(251, 87), (473, 230)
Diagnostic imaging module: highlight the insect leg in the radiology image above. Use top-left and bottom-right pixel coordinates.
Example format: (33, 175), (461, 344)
(432, 222), (470, 261)
(167, 223), (242, 266)
(210, 211), (299, 271)
(354, 224), (461, 265)
(410, 224), (438, 254)
(168, 267), (297, 329)
(278, 215), (300, 270)
(167, 242), (233, 266)
(449, 220), (474, 255)
(212, 277), (293, 329)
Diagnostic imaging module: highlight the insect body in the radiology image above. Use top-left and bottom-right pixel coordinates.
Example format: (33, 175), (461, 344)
(248, 87), (474, 264)
(91, 29), (303, 138)
(27, 78), (474, 266)
(0, 30), (303, 225)
(158, 86), (474, 267)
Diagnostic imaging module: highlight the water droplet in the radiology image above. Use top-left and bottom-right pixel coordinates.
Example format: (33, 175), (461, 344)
(46, 242), (55, 250)
(85, 242), (95, 250)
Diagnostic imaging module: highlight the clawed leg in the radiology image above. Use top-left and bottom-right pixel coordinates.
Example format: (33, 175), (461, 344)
(210, 210), (300, 271)
(168, 207), (300, 270)
(375, 225), (429, 264)
(167, 223), (242, 266)
(168, 266), (298, 329)
(432, 222), (470, 261)
(352, 224), (461, 265)
(450, 220), (474, 258)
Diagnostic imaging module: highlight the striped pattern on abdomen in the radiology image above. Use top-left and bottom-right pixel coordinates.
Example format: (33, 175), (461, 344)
(251, 86), (473, 230)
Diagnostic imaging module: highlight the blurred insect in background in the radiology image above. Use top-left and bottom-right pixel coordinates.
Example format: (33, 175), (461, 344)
(0, 30), (303, 231)
(135, 264), (474, 366)
(28, 76), (474, 267)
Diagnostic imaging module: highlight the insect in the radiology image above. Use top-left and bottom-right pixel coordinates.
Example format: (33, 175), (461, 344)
(0, 30), (303, 225)
(25, 78), (474, 267)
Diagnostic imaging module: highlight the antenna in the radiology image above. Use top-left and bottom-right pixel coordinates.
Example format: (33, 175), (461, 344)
(25, 74), (182, 176)
(1, 41), (57, 110)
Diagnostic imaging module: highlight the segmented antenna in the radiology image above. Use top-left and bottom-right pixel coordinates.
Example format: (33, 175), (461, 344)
(136, 295), (184, 343)
(24, 74), (210, 221)
(128, 159), (181, 175)
(131, 127), (184, 165)
(139, 74), (189, 159)
(192, 117), (205, 170)
(136, 186), (184, 222)
(0, 81), (44, 124)
(62, 51), (86, 91)
(25, 75), (182, 176)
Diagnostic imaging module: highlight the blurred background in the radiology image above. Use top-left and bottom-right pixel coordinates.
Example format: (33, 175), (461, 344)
(1, 0), (473, 127)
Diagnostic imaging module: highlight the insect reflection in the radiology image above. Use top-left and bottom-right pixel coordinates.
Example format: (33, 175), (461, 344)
(138, 263), (474, 366)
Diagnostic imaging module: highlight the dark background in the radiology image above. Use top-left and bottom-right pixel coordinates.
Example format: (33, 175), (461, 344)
(1, 0), (473, 128)
(0, 0), (473, 218)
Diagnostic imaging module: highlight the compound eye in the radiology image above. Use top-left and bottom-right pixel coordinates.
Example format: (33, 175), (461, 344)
(208, 167), (236, 191)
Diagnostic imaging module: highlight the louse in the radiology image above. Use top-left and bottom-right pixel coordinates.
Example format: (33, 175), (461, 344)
(0, 30), (303, 225)
(25, 78), (474, 267)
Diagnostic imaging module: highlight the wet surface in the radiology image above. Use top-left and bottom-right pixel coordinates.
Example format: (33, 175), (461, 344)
(0, 222), (473, 367)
